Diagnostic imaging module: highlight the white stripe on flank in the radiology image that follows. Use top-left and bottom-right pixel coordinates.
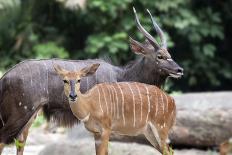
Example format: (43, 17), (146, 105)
(25, 63), (33, 87)
(110, 85), (115, 118)
(100, 85), (108, 114)
(116, 83), (125, 126)
(42, 62), (49, 98)
(37, 66), (42, 98)
(145, 85), (150, 123)
(160, 93), (165, 114)
(109, 66), (113, 82)
(106, 85), (113, 117)
(135, 83), (143, 122)
(126, 83), (136, 127)
(154, 88), (158, 117)
(19, 67), (25, 86)
(164, 93), (169, 112)
(97, 87), (104, 113)
(111, 85), (119, 119)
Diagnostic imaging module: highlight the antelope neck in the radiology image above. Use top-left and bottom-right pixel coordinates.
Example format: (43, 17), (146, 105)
(121, 57), (166, 87)
(69, 83), (90, 121)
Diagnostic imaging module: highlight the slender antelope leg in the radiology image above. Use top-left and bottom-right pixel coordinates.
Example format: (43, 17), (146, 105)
(94, 129), (110, 155)
(16, 128), (29, 155)
(0, 143), (5, 155)
(158, 131), (171, 155)
(144, 126), (161, 153)
(16, 110), (40, 155)
(94, 133), (101, 155)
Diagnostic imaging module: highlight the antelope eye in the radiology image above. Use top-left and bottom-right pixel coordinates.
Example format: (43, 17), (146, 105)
(77, 79), (81, 83)
(63, 80), (69, 84)
(157, 55), (163, 59)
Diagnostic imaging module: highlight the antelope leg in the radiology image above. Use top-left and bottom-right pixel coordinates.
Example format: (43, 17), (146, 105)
(94, 129), (110, 155)
(0, 143), (5, 155)
(16, 109), (41, 155)
(144, 124), (162, 153)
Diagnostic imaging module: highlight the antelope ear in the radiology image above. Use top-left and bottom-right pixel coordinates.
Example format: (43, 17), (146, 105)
(80, 64), (100, 77)
(53, 64), (68, 77)
(129, 37), (147, 55)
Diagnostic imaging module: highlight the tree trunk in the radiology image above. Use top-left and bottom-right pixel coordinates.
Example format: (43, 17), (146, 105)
(111, 92), (232, 147)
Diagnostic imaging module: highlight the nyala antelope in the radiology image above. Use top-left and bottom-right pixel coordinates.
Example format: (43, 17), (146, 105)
(54, 64), (176, 155)
(0, 8), (182, 155)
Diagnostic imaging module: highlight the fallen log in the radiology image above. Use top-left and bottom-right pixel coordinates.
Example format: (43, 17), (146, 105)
(110, 92), (232, 147)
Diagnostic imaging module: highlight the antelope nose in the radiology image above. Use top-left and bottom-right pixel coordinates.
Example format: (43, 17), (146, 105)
(176, 67), (184, 75)
(69, 94), (77, 100)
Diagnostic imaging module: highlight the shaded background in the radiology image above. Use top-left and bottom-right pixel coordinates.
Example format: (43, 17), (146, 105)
(0, 0), (231, 92)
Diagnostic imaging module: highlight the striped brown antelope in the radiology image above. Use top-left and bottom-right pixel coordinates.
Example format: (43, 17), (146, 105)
(54, 64), (176, 155)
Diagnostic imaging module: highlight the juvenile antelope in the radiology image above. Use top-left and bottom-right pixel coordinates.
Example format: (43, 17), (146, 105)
(54, 64), (176, 155)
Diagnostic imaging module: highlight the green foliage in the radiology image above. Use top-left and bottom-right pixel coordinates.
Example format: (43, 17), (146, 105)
(33, 42), (69, 59)
(14, 138), (25, 149)
(0, 0), (231, 91)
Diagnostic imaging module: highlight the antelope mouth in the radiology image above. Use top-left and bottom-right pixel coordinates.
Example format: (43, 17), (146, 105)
(162, 68), (184, 78)
(169, 72), (183, 78)
(69, 98), (77, 103)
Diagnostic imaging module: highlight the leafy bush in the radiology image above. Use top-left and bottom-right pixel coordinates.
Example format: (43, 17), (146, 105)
(0, 0), (231, 92)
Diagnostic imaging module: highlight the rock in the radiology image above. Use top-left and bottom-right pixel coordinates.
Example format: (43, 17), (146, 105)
(170, 92), (232, 147)
(39, 139), (218, 155)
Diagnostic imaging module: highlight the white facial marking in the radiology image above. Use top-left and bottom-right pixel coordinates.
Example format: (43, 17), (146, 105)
(126, 83), (136, 127)
(145, 85), (150, 123)
(167, 58), (173, 62)
(135, 83), (143, 122)
(117, 83), (125, 126)
(97, 87), (104, 113)
(19, 102), (22, 106)
(24, 106), (27, 110)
